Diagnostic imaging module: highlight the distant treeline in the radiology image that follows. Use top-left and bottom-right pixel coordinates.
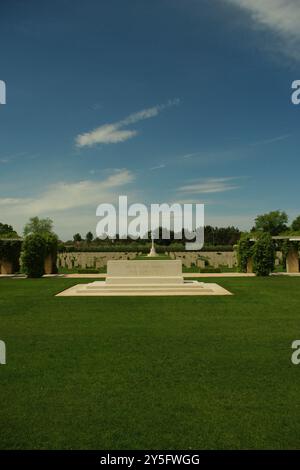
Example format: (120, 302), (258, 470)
(59, 226), (240, 253)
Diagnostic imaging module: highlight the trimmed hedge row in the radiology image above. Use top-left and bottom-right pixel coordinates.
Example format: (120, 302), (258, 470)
(58, 244), (235, 253)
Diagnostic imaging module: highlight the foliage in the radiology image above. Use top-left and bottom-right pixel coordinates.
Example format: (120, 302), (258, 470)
(77, 268), (100, 274)
(291, 215), (300, 232)
(204, 225), (241, 246)
(236, 233), (253, 272)
(23, 217), (54, 236)
(199, 267), (222, 273)
(73, 233), (82, 242)
(21, 234), (47, 278)
(252, 232), (275, 276)
(252, 210), (288, 236)
(0, 239), (22, 271)
(86, 231), (94, 244)
(0, 222), (19, 238)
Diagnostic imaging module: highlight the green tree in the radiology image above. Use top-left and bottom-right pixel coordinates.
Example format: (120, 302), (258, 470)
(23, 217), (53, 236)
(0, 223), (18, 238)
(291, 216), (300, 232)
(252, 211), (288, 236)
(86, 231), (94, 244)
(73, 233), (82, 242)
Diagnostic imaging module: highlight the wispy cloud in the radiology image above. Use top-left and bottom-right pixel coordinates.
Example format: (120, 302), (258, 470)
(76, 99), (180, 147)
(0, 169), (134, 215)
(250, 133), (292, 146)
(179, 177), (241, 194)
(182, 152), (200, 159)
(150, 163), (166, 171)
(0, 151), (28, 164)
(223, 0), (300, 60)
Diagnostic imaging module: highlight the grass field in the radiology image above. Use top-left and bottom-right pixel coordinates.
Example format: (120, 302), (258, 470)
(0, 276), (300, 449)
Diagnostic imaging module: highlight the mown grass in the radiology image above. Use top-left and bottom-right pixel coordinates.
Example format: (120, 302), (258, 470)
(0, 276), (300, 449)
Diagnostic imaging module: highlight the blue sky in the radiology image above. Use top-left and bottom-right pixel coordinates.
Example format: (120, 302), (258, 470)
(0, 0), (300, 239)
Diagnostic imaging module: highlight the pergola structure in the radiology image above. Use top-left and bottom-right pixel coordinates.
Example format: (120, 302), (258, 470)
(249, 236), (300, 274)
(273, 236), (300, 273)
(0, 238), (54, 275)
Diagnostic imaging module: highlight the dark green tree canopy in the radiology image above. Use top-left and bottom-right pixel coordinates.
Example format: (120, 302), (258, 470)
(291, 216), (300, 232)
(73, 233), (82, 242)
(23, 217), (54, 236)
(0, 222), (19, 238)
(86, 231), (94, 244)
(252, 211), (288, 236)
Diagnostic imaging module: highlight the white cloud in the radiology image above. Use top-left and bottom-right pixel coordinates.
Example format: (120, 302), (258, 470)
(150, 164), (166, 171)
(224, 0), (300, 60)
(250, 133), (292, 146)
(0, 169), (134, 220)
(179, 177), (241, 194)
(75, 99), (180, 147)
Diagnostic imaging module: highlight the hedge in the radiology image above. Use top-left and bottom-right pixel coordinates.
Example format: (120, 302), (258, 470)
(58, 244), (234, 253)
(21, 234), (47, 278)
(236, 233), (253, 272)
(252, 233), (275, 276)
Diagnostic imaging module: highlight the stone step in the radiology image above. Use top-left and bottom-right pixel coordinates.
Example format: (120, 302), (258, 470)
(83, 282), (203, 290)
(105, 276), (184, 285)
(76, 286), (213, 294)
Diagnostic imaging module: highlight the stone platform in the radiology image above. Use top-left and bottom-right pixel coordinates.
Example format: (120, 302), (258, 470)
(56, 260), (232, 297)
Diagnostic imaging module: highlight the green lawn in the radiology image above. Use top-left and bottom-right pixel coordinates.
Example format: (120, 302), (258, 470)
(0, 276), (300, 449)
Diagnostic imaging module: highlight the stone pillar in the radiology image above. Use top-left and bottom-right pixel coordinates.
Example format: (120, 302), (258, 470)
(246, 258), (253, 273)
(286, 248), (299, 273)
(1, 260), (13, 275)
(44, 254), (53, 275)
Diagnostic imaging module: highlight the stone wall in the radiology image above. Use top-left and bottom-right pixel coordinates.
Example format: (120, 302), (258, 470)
(57, 251), (237, 269)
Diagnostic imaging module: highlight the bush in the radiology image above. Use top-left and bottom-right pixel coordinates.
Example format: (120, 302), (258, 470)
(200, 267), (221, 273)
(236, 233), (253, 272)
(77, 268), (100, 274)
(58, 243), (234, 253)
(0, 239), (22, 272)
(21, 234), (47, 278)
(252, 233), (275, 276)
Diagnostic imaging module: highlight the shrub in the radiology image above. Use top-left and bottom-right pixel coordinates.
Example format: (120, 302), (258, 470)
(77, 268), (100, 274)
(252, 233), (275, 276)
(21, 234), (47, 278)
(200, 267), (221, 273)
(0, 239), (22, 272)
(236, 233), (253, 272)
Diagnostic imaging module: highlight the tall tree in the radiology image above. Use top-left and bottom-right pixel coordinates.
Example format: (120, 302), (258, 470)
(291, 216), (300, 232)
(0, 223), (18, 238)
(73, 233), (82, 243)
(86, 231), (94, 244)
(23, 217), (54, 236)
(252, 211), (288, 236)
